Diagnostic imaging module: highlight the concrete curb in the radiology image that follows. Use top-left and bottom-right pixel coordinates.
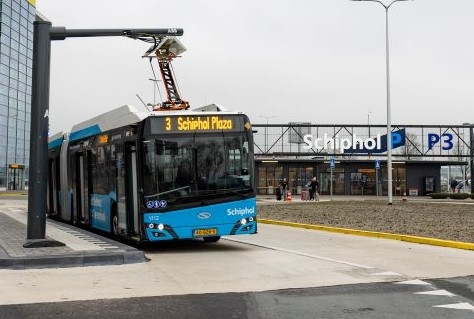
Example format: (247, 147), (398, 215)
(0, 250), (147, 270)
(258, 219), (474, 251)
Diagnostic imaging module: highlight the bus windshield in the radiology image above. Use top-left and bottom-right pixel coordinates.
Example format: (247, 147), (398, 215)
(141, 132), (254, 206)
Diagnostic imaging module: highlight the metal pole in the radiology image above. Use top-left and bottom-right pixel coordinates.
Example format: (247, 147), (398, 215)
(470, 126), (474, 194)
(264, 122), (267, 152)
(259, 116), (275, 153)
(152, 81), (156, 105)
(376, 165), (379, 197)
(49, 28), (183, 40)
(25, 25), (183, 245)
(26, 20), (52, 240)
(349, 0), (413, 204)
(330, 167), (333, 201)
(385, 6), (393, 204)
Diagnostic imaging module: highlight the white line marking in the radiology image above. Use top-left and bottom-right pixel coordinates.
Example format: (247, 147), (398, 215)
(434, 303), (474, 310)
(395, 279), (432, 286)
(415, 289), (455, 297)
(226, 238), (374, 269)
(371, 271), (402, 276)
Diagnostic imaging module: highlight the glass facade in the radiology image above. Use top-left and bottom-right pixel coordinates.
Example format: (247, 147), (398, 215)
(253, 123), (473, 196)
(0, 0), (35, 190)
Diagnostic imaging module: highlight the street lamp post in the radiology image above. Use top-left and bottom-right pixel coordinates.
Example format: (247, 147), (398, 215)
(258, 116), (276, 154)
(349, 0), (412, 205)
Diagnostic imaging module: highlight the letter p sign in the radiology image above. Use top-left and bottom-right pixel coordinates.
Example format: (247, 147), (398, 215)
(428, 133), (440, 150)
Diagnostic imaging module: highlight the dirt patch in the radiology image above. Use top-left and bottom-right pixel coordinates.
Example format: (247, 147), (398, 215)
(257, 200), (474, 243)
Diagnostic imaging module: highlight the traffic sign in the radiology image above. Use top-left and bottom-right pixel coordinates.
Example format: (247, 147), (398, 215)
(375, 159), (380, 170)
(329, 157), (335, 169)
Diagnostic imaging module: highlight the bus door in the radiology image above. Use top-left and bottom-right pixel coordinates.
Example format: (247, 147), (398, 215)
(47, 158), (58, 216)
(117, 143), (139, 238)
(75, 152), (90, 225)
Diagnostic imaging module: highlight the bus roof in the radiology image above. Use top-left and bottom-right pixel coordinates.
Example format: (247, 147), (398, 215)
(69, 105), (149, 142)
(50, 104), (247, 144)
(48, 131), (65, 150)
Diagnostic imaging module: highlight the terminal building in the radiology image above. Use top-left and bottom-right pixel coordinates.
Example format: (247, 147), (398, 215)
(0, 0), (36, 190)
(252, 123), (473, 197)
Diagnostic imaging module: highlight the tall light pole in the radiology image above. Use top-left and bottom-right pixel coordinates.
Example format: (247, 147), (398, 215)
(258, 115), (276, 153)
(349, 0), (412, 205)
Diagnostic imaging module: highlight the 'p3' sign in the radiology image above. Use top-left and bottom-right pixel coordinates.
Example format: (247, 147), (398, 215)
(428, 133), (453, 151)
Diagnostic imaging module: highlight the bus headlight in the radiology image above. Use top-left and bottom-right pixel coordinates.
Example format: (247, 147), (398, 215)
(158, 224), (165, 230)
(241, 218), (247, 225)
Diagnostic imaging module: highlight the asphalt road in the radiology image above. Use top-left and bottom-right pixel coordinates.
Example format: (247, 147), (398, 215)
(2, 278), (474, 319)
(1, 223), (474, 318)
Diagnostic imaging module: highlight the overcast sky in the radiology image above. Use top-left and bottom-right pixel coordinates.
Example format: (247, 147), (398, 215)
(36, 0), (474, 134)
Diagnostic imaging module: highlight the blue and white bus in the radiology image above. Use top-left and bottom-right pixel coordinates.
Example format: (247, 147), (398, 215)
(47, 104), (257, 243)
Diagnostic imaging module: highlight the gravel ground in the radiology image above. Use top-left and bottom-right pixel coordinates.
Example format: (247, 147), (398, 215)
(257, 198), (474, 243)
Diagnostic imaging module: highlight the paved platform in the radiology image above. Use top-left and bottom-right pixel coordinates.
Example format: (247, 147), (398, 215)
(0, 197), (146, 270)
(1, 192), (471, 270)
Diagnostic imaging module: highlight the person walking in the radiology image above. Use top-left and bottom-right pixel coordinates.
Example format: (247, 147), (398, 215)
(450, 178), (458, 193)
(280, 178), (289, 201)
(308, 177), (319, 201)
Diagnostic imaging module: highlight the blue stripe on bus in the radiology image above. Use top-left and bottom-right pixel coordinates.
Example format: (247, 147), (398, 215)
(70, 124), (101, 142)
(143, 197), (257, 241)
(48, 137), (63, 150)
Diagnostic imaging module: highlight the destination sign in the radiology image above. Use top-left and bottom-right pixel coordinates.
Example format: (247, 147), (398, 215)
(172, 116), (232, 131)
(148, 115), (247, 134)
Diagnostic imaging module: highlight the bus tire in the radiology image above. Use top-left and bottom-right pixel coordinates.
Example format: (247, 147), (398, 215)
(112, 214), (119, 236)
(203, 236), (220, 243)
(111, 202), (119, 237)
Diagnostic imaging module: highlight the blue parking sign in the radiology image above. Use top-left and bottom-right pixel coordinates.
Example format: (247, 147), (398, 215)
(330, 157), (335, 168)
(375, 159), (380, 169)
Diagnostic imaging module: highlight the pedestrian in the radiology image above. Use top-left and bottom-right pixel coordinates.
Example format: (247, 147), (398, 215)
(457, 180), (464, 193)
(276, 185), (282, 201)
(280, 178), (288, 201)
(307, 177), (319, 201)
(450, 178), (458, 193)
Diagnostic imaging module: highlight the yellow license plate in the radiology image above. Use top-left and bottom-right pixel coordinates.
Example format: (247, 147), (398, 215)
(193, 228), (217, 236)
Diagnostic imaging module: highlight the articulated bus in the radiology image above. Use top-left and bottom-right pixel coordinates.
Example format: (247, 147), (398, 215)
(47, 105), (257, 243)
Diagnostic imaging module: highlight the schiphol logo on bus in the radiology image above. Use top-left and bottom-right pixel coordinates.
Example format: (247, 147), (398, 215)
(227, 206), (255, 216)
(197, 212), (212, 219)
(302, 129), (406, 154)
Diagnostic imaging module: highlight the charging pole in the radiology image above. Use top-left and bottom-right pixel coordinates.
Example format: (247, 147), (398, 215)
(25, 21), (182, 246)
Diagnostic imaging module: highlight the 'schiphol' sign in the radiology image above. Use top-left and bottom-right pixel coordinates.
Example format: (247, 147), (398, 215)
(303, 129), (406, 154)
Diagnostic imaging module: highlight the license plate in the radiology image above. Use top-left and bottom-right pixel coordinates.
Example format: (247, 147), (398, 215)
(193, 228), (217, 237)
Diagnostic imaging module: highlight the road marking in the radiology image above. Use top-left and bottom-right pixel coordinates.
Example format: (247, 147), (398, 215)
(395, 279), (432, 286)
(434, 302), (474, 310)
(226, 238), (374, 269)
(415, 289), (455, 297)
(1, 209), (107, 251)
(371, 271), (401, 276)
